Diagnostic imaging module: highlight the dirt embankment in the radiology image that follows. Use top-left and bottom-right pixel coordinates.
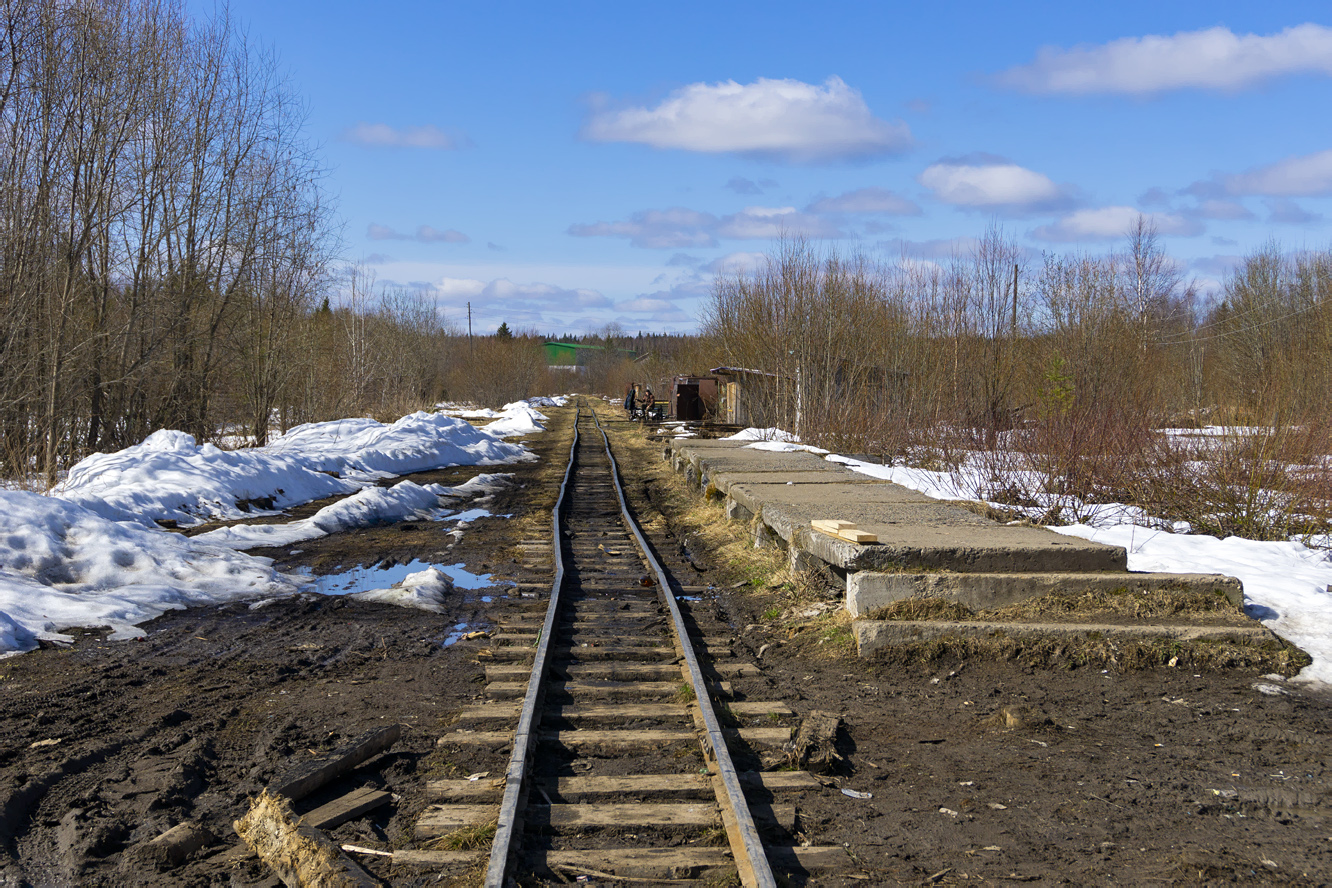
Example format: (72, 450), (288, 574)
(0, 403), (1329, 886)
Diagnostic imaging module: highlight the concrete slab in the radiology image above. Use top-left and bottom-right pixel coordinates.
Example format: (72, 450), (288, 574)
(846, 571), (1245, 617)
(854, 619), (1273, 655)
(668, 439), (1127, 574)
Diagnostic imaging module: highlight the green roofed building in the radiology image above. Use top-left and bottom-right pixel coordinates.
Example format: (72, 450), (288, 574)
(543, 342), (638, 372)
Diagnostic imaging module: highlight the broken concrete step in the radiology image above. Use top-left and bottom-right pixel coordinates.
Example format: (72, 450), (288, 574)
(854, 618), (1274, 656)
(846, 570), (1246, 616)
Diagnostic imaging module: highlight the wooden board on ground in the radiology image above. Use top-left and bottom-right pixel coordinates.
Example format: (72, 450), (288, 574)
(414, 804), (498, 837)
(300, 786), (391, 831)
(541, 802), (719, 829)
(268, 725), (403, 803)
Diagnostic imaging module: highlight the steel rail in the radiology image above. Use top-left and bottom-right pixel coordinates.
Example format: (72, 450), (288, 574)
(589, 406), (778, 888)
(483, 402), (581, 888)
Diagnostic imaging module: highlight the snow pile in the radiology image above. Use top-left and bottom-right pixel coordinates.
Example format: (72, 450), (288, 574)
(351, 567), (454, 613)
(267, 411), (528, 480)
(483, 402), (549, 437)
(54, 412), (529, 527)
(435, 405), (502, 419)
(746, 440), (830, 455)
(0, 490), (300, 653)
(1051, 524), (1332, 685)
(723, 427), (800, 443)
(195, 480), (450, 550)
(828, 447), (1332, 685)
(53, 429), (358, 527)
(434, 473), (514, 498)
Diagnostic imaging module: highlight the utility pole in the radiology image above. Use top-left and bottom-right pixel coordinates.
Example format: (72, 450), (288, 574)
(467, 301), (473, 355)
(1011, 262), (1019, 338)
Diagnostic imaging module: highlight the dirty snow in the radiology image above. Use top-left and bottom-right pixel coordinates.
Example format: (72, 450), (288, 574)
(55, 410), (530, 527)
(0, 402), (549, 655)
(0, 491), (300, 651)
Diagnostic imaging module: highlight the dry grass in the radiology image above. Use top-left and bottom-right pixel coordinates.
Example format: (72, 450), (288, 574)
(866, 598), (976, 622)
(419, 820), (497, 852)
(985, 584), (1241, 622)
(865, 632), (1309, 675)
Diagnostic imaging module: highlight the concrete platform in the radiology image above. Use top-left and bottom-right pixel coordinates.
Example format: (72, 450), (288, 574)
(854, 619), (1273, 655)
(669, 438), (1126, 574)
(846, 571), (1245, 617)
(664, 437), (1270, 659)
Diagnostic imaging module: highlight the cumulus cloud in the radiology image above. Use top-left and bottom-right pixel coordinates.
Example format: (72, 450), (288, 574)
(568, 207), (718, 249)
(705, 251), (768, 275)
(434, 276), (612, 312)
(996, 24), (1332, 95)
(1264, 197), (1323, 224)
(341, 122), (469, 149)
(1031, 207), (1203, 242)
(725, 176), (763, 194)
(666, 252), (703, 267)
(1191, 254), (1245, 277)
(582, 76), (913, 163)
(716, 206), (842, 240)
(918, 159), (1072, 212)
(568, 205), (842, 248)
(877, 236), (982, 259)
(368, 223), (470, 244)
(806, 187), (922, 215)
(1222, 149), (1332, 197)
(1188, 199), (1255, 221)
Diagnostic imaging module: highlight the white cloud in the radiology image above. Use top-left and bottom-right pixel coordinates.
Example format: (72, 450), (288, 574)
(918, 161), (1069, 211)
(1191, 254), (1245, 277)
(431, 276), (613, 316)
(417, 226), (470, 244)
(341, 122), (468, 149)
(997, 24), (1332, 95)
(568, 205), (842, 248)
(1222, 149), (1332, 197)
(568, 207), (719, 249)
(806, 187), (922, 215)
(369, 223), (470, 244)
(582, 76), (912, 163)
(1264, 197), (1323, 225)
(1031, 207), (1203, 242)
(716, 206), (841, 240)
(705, 251), (768, 275)
(877, 236), (982, 259)
(1188, 199), (1255, 221)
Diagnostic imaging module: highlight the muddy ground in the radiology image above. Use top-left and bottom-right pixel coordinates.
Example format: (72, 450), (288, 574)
(1, 403), (1330, 886)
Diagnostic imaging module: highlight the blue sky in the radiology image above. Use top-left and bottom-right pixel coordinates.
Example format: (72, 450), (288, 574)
(197, 1), (1332, 334)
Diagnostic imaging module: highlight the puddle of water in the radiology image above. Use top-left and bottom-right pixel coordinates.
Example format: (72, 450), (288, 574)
(440, 622), (469, 646)
(302, 559), (511, 596)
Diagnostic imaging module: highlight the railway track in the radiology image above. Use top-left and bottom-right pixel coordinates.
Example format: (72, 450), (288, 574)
(424, 400), (846, 886)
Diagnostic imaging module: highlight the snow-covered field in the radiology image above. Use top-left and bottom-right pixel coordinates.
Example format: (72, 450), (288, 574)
(723, 430), (1332, 686)
(0, 399), (563, 655)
